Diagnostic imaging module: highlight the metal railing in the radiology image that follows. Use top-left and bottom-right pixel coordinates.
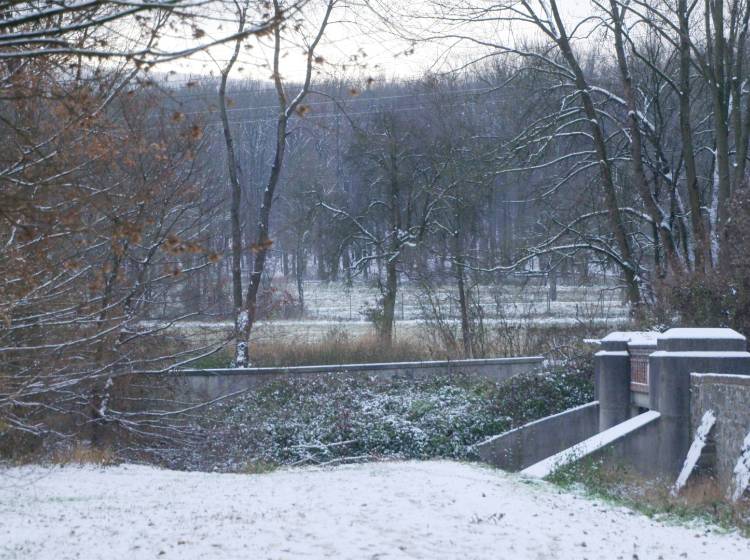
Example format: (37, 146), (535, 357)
(630, 351), (650, 393)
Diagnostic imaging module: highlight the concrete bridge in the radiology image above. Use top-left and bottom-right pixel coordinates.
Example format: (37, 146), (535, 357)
(477, 327), (750, 500)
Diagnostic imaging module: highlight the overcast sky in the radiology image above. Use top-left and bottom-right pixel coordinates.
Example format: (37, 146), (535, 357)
(156, 1), (595, 86)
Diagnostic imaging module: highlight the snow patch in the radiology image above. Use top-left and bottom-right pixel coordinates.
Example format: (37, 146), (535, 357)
(731, 430), (750, 502)
(627, 332), (659, 347)
(236, 310), (249, 332)
(691, 373), (750, 382)
(598, 330), (659, 346)
(1, 461), (748, 559)
(649, 351), (750, 359)
(673, 410), (716, 495)
(661, 328), (745, 340)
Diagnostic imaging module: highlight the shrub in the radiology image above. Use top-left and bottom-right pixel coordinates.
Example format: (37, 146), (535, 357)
(654, 187), (750, 337)
(655, 273), (750, 335)
(164, 365), (594, 472)
(49, 444), (117, 466)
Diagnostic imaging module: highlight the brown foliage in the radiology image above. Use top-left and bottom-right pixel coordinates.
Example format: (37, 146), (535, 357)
(656, 187), (750, 336)
(0, 60), (218, 445)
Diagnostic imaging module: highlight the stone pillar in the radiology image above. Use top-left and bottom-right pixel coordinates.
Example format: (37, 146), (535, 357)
(596, 332), (632, 430)
(649, 328), (750, 476)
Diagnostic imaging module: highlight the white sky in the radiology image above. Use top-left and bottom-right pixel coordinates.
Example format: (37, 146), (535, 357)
(156, 0), (597, 86)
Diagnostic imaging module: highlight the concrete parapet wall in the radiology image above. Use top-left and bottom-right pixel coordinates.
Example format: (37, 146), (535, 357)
(597, 411), (663, 477)
(596, 350), (630, 430)
(475, 401), (600, 471)
(522, 410), (661, 479)
(137, 357), (544, 403)
(477, 328), (750, 484)
(690, 373), (750, 491)
(658, 329), (747, 352)
(649, 350), (750, 475)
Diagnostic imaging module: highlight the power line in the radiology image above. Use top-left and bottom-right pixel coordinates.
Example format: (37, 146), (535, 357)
(180, 85), (501, 116)
(198, 94), (498, 128)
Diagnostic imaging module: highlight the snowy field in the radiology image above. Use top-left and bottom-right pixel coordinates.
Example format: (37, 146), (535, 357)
(279, 281), (629, 323)
(2, 461), (748, 560)
(147, 281), (629, 345)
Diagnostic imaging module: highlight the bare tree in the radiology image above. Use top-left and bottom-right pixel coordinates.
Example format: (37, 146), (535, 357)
(0, 68), (219, 440)
(0, 1), (308, 64)
(0, 0), (319, 444)
(217, 1), (249, 365)
(322, 103), (450, 345)
(217, 0), (335, 366)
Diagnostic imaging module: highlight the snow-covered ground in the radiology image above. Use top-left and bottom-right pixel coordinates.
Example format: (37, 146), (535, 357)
(142, 316), (627, 346)
(1, 461), (747, 559)
(286, 281), (629, 322)
(143, 280), (629, 346)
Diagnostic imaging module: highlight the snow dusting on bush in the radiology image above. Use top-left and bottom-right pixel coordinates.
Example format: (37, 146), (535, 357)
(176, 368), (593, 472)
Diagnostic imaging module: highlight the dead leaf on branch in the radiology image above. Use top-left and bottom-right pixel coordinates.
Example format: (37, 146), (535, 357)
(250, 238), (274, 254)
(188, 125), (203, 140)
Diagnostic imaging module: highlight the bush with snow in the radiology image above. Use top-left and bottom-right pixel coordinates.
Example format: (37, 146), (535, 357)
(181, 367), (593, 471)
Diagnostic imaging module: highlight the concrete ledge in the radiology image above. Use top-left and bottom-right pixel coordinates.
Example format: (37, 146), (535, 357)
(476, 401), (600, 472)
(522, 410), (661, 479)
(169, 356), (544, 377)
(691, 372), (750, 386)
(135, 356), (545, 403)
(650, 351), (750, 359)
(658, 328), (747, 352)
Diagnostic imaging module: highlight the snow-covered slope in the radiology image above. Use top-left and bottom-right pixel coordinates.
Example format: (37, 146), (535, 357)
(1, 461), (747, 559)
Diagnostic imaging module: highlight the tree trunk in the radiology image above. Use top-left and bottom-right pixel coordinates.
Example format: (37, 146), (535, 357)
(550, 0), (641, 306)
(678, 0), (711, 272)
(707, 0), (732, 268)
(241, 112), (287, 359)
(452, 212), (472, 358)
(609, 0), (683, 275)
(456, 256), (472, 359)
(548, 266), (557, 302)
(731, 2), (750, 188)
(380, 258), (397, 346)
(217, 15), (247, 366)
(296, 243), (305, 315)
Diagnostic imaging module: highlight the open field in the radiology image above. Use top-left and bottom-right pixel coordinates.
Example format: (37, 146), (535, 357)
(145, 280), (629, 347)
(2, 461), (747, 560)
(270, 279), (629, 322)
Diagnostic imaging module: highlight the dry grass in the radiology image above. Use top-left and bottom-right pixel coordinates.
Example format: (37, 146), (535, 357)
(191, 328), (443, 368)
(48, 444), (117, 466)
(640, 478), (750, 536)
(252, 331), (440, 366)
(2, 441), (118, 467)
(187, 322), (605, 369)
(550, 458), (750, 536)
